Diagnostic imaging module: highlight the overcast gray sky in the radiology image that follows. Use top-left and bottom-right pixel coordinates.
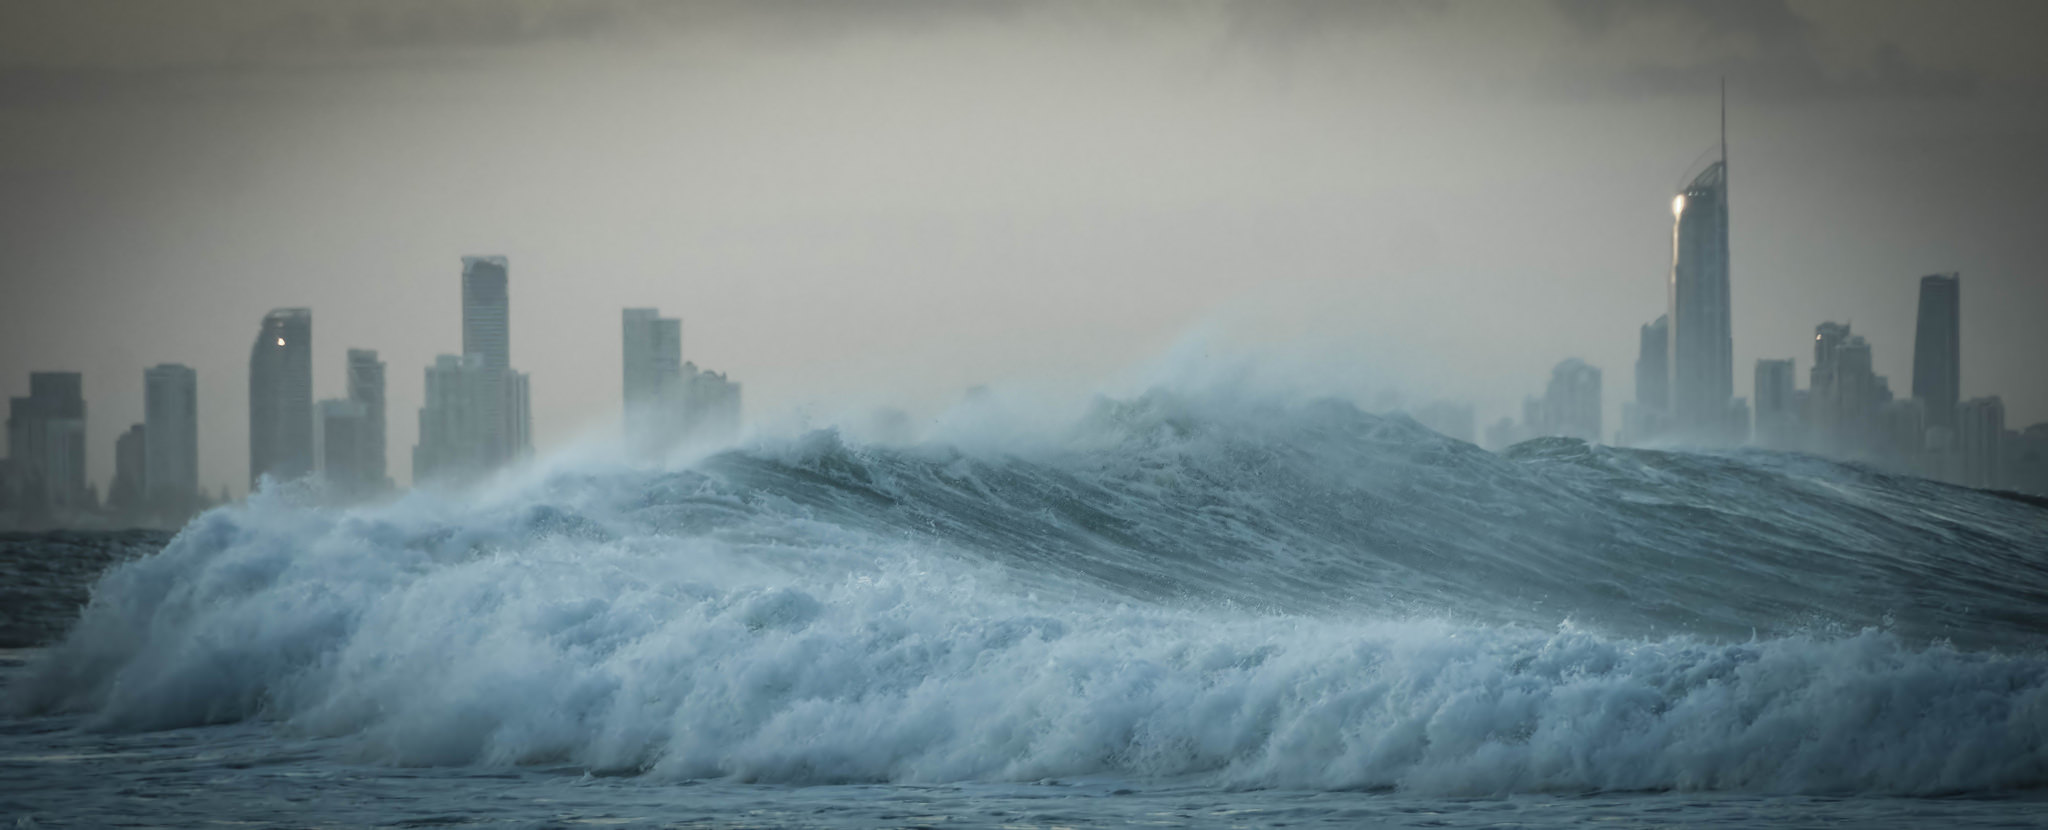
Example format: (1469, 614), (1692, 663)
(3, 0), (2045, 494)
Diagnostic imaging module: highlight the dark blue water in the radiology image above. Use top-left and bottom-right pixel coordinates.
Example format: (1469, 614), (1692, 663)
(5, 391), (2047, 827)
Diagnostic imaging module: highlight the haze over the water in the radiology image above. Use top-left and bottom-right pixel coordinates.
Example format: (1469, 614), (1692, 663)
(3, 0), (2045, 494)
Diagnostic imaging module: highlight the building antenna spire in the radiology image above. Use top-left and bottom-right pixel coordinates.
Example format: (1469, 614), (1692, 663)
(1720, 76), (1727, 171)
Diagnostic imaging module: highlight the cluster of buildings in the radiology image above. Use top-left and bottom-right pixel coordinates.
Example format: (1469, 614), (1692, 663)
(3, 367), (213, 527)
(1468, 94), (2046, 496)
(1, 256), (743, 530)
(621, 308), (742, 455)
(1741, 275), (2035, 491)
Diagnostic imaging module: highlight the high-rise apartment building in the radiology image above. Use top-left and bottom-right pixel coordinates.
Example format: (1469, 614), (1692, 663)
(680, 363), (743, 445)
(414, 259), (532, 485)
(461, 257), (516, 471)
(144, 363), (199, 512)
(1808, 322), (1893, 456)
(415, 355), (487, 483)
(249, 308), (314, 488)
(462, 257), (510, 371)
(1668, 173), (1733, 434)
(1538, 358), (1602, 443)
(1957, 397), (2006, 489)
(1911, 273), (1961, 433)
(110, 423), (146, 516)
(6, 372), (89, 514)
(1636, 315), (1670, 412)
(1667, 84), (1735, 442)
(345, 349), (387, 491)
(623, 308), (684, 449)
(1623, 314), (1670, 445)
(320, 398), (371, 497)
(1753, 358), (1797, 449)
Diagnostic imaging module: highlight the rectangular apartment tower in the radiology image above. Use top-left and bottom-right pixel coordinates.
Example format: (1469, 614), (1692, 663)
(144, 363), (199, 509)
(249, 308), (314, 488)
(1911, 273), (1961, 432)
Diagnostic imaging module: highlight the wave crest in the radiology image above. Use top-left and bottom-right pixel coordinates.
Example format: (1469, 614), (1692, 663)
(13, 390), (2048, 794)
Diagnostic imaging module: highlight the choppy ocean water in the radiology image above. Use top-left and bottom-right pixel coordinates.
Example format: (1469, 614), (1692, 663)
(4, 391), (2047, 827)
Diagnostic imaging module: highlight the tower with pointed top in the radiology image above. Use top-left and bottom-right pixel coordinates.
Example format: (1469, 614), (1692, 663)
(1666, 79), (1736, 442)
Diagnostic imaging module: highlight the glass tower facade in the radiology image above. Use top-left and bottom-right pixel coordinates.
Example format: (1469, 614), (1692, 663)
(1911, 273), (1961, 432)
(1667, 157), (1733, 441)
(249, 308), (313, 489)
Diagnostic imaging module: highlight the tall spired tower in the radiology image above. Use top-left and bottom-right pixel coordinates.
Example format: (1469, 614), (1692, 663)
(1667, 80), (1735, 441)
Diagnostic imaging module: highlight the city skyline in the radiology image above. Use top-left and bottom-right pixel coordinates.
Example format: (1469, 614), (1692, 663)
(4, 2), (2047, 497)
(7, 249), (2032, 507)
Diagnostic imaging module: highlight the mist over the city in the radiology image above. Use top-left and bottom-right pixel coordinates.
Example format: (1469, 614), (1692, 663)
(4, 2), (2047, 828)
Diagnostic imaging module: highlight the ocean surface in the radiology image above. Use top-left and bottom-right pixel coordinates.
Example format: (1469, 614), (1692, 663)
(4, 391), (2047, 828)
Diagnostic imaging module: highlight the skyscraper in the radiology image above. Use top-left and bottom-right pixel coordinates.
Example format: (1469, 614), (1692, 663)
(623, 308), (684, 449)
(504, 370), (532, 462)
(1911, 272), (1961, 432)
(6, 372), (89, 515)
(249, 308), (314, 488)
(110, 423), (146, 517)
(415, 355), (483, 484)
(320, 398), (370, 498)
(1808, 322), (1883, 455)
(679, 363), (742, 444)
(1957, 396), (2005, 489)
(1667, 84), (1734, 441)
(346, 349), (388, 491)
(1623, 314), (1670, 445)
(1636, 315), (1669, 412)
(462, 256), (510, 371)
(458, 257), (529, 468)
(144, 363), (199, 514)
(1753, 358), (1797, 449)
(1538, 358), (1602, 443)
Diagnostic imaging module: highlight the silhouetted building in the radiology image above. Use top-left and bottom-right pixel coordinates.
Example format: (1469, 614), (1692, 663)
(1623, 315), (1670, 445)
(1876, 398), (1929, 472)
(462, 257), (520, 467)
(1911, 273), (1961, 434)
(414, 259), (532, 484)
(1753, 358), (1797, 449)
(109, 423), (146, 518)
(144, 363), (199, 516)
(414, 355), (488, 484)
(249, 308), (314, 488)
(413, 354), (531, 484)
(623, 308), (684, 450)
(2009, 423), (2048, 496)
(1536, 359), (1602, 443)
(1957, 397), (2005, 489)
(680, 363), (742, 444)
(320, 398), (373, 498)
(1667, 90), (1734, 442)
(1806, 322), (1889, 455)
(7, 372), (89, 515)
(345, 349), (388, 492)
(462, 256), (510, 371)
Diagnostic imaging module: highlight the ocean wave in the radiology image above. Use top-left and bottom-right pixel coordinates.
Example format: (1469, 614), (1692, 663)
(11, 389), (2048, 794)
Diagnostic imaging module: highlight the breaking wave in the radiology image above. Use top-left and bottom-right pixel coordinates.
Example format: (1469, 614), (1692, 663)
(13, 390), (2048, 794)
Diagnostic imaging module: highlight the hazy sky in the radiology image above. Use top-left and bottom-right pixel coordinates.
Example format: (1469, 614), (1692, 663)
(3, 0), (2045, 494)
